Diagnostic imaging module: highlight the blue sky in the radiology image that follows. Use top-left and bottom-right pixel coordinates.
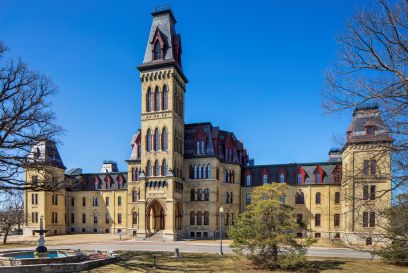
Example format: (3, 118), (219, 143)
(1, 0), (374, 172)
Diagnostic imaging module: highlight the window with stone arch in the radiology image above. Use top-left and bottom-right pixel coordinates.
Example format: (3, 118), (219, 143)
(161, 127), (168, 151)
(194, 164), (198, 179)
(297, 173), (303, 185)
(146, 160), (151, 177)
(162, 159), (167, 176)
(162, 85), (168, 110)
(280, 173), (285, 183)
(154, 128), (159, 151)
(154, 86), (160, 111)
(198, 165), (202, 179)
(146, 87), (152, 112)
(203, 164), (207, 179)
(245, 174), (251, 186)
(153, 41), (161, 60)
(263, 174), (268, 184)
(154, 160), (159, 176)
(207, 164), (211, 179)
(146, 129), (152, 152)
(315, 192), (321, 204)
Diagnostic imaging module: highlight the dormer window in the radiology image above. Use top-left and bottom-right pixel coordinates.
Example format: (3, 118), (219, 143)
(297, 173), (303, 185)
(153, 41), (161, 60)
(280, 173), (285, 183)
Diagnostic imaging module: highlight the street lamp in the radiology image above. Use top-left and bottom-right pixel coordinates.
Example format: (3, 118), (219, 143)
(219, 206), (224, 255)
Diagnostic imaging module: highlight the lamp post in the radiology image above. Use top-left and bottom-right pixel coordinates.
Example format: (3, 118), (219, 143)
(219, 206), (224, 255)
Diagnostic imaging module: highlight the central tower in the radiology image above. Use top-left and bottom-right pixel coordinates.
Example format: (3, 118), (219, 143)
(137, 7), (187, 240)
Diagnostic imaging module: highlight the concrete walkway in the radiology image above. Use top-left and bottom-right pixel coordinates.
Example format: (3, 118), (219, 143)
(1, 239), (375, 259)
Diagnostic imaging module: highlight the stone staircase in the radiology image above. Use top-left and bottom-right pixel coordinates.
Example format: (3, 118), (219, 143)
(145, 230), (164, 241)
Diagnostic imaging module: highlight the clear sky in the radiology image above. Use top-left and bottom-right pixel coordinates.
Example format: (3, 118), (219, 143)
(1, 0), (374, 173)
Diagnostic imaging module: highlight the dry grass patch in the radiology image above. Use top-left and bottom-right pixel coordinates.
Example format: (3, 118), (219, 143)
(81, 251), (408, 273)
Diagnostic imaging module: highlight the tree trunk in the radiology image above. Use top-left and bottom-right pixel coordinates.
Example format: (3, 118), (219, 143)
(3, 228), (9, 245)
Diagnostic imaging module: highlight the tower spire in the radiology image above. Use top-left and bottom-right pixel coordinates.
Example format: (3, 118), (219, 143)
(138, 6), (186, 82)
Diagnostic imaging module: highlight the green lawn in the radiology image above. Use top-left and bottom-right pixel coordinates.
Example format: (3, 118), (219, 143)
(82, 251), (408, 273)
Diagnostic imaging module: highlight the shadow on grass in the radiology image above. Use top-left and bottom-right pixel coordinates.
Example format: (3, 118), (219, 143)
(106, 251), (346, 273)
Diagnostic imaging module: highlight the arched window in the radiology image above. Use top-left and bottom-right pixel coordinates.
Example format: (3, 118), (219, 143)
(207, 164), (211, 179)
(146, 160), (151, 176)
(93, 196), (99, 206)
(315, 172), (321, 184)
(162, 159), (167, 176)
(225, 170), (229, 183)
(154, 128), (159, 151)
(132, 190), (138, 202)
(154, 160), (159, 176)
(118, 196), (122, 206)
(230, 192), (233, 204)
(190, 189), (195, 201)
(263, 174), (268, 184)
(316, 192), (321, 204)
(246, 193), (251, 204)
(146, 87), (152, 112)
(198, 165), (202, 179)
(153, 41), (161, 60)
(201, 141), (205, 154)
(295, 192), (305, 204)
(146, 129), (152, 152)
(297, 173), (303, 185)
(162, 85), (168, 110)
(246, 174), (251, 186)
(194, 165), (198, 179)
(197, 189), (202, 201)
(226, 192), (230, 203)
(197, 212), (203, 225)
(161, 127), (168, 151)
(203, 164), (207, 179)
(204, 189), (209, 201)
(280, 173), (285, 183)
(154, 86), (160, 111)
(196, 141), (200, 154)
(190, 211), (195, 225)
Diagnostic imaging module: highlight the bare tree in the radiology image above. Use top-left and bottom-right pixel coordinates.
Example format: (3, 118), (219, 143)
(0, 192), (24, 244)
(0, 41), (63, 191)
(323, 0), (408, 260)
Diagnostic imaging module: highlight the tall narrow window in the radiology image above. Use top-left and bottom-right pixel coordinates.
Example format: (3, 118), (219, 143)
(196, 141), (200, 155)
(146, 88), (152, 112)
(335, 192), (340, 204)
(370, 160), (377, 175)
(193, 164), (198, 179)
(106, 197), (110, 206)
(94, 213), (98, 224)
(153, 41), (161, 60)
(197, 189), (202, 201)
(118, 196), (122, 206)
(297, 173), (303, 185)
(203, 165), (207, 179)
(296, 214), (303, 225)
(295, 192), (305, 204)
(363, 212), (369, 227)
(146, 129), (152, 152)
(161, 127), (168, 151)
(198, 165), (202, 179)
(204, 211), (209, 225)
(280, 173), (285, 183)
(190, 189), (195, 201)
(369, 211), (375, 227)
(190, 211), (195, 225)
(132, 212), (138, 225)
(200, 141), (205, 154)
(315, 172), (321, 184)
(162, 159), (167, 176)
(334, 214), (340, 227)
(315, 214), (321, 227)
(146, 160), (151, 177)
(363, 160), (369, 175)
(370, 185), (376, 200)
(315, 192), (321, 204)
(207, 164), (211, 179)
(204, 189), (209, 201)
(154, 160), (159, 176)
(245, 175), (251, 186)
(363, 185), (369, 200)
(246, 193), (251, 205)
(263, 174), (268, 184)
(197, 212), (203, 225)
(154, 128), (159, 151)
(132, 190), (138, 202)
(118, 213), (122, 224)
(162, 85), (168, 110)
(154, 86), (160, 111)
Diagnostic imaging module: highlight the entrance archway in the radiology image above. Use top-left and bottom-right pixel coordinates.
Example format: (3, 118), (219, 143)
(146, 199), (166, 235)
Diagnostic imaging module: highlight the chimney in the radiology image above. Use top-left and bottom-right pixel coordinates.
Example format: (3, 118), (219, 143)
(100, 161), (118, 173)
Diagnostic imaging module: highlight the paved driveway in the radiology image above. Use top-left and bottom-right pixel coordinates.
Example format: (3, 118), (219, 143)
(2, 240), (375, 259)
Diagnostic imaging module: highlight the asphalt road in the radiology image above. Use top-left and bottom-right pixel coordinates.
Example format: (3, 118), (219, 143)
(6, 240), (375, 259)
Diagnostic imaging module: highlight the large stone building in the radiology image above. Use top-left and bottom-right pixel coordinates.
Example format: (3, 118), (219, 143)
(23, 8), (391, 244)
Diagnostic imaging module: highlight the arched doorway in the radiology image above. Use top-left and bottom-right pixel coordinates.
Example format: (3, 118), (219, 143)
(146, 199), (166, 235)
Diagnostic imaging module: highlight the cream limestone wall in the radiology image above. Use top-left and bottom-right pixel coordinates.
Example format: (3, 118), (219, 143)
(341, 143), (391, 243)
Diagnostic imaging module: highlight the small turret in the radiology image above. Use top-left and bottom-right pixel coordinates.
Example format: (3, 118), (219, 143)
(28, 140), (65, 169)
